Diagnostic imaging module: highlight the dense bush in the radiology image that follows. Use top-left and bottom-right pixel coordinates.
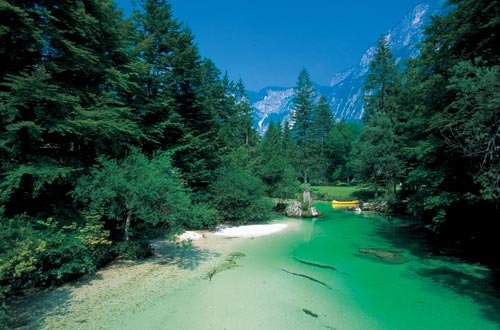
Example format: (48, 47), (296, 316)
(113, 241), (152, 260)
(73, 150), (199, 241)
(0, 217), (98, 293)
(209, 167), (272, 224)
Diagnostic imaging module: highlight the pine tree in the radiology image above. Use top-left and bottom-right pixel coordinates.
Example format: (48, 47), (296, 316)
(290, 69), (316, 184)
(291, 69), (315, 144)
(354, 112), (401, 196)
(420, 0), (500, 203)
(365, 0), (500, 230)
(129, 0), (220, 190)
(313, 95), (334, 152)
(364, 36), (401, 122)
(0, 0), (139, 217)
(326, 121), (360, 184)
(281, 120), (295, 163)
(0, 1), (43, 78)
(257, 121), (299, 199)
(357, 35), (404, 195)
(127, 0), (181, 152)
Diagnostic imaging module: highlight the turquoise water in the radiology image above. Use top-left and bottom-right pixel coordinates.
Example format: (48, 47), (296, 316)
(118, 202), (500, 329)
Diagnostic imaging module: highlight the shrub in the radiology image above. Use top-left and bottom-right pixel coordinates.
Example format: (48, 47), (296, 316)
(113, 241), (152, 260)
(0, 217), (97, 292)
(209, 167), (272, 224)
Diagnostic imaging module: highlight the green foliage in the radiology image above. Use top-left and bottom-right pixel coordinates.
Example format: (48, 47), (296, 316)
(77, 214), (114, 265)
(354, 0), (500, 233)
(290, 69), (318, 183)
(0, 0), (139, 217)
(354, 112), (402, 195)
(0, 304), (7, 329)
(0, 0), (275, 310)
(259, 156), (300, 200)
(0, 217), (97, 292)
(257, 121), (300, 199)
(437, 61), (500, 201)
(310, 185), (374, 201)
(209, 165), (271, 224)
(113, 241), (152, 260)
(73, 149), (195, 241)
(291, 69), (316, 146)
(313, 95), (334, 151)
(364, 36), (401, 122)
(326, 121), (360, 183)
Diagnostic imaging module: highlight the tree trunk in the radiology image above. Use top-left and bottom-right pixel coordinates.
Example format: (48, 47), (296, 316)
(124, 208), (132, 241)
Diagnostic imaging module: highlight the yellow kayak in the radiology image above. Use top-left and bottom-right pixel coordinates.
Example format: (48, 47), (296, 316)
(332, 200), (360, 207)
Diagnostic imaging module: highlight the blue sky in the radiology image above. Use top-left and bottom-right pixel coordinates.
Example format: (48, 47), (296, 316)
(115, 0), (424, 91)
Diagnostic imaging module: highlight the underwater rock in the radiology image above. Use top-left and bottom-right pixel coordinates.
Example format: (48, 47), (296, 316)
(206, 252), (246, 281)
(356, 247), (407, 264)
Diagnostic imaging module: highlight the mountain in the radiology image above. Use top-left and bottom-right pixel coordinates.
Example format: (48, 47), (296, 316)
(251, 0), (447, 134)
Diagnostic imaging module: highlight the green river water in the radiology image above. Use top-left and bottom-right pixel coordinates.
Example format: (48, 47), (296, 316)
(113, 202), (500, 330)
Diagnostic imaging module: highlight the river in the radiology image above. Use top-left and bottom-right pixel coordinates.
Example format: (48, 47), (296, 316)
(12, 202), (500, 329)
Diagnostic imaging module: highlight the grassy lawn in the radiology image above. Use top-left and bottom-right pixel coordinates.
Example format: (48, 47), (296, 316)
(310, 185), (375, 201)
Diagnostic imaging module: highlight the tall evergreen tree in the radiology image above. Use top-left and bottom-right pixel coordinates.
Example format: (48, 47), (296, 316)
(326, 121), (360, 184)
(0, 1), (43, 78)
(281, 120), (295, 163)
(357, 35), (403, 195)
(0, 0), (139, 218)
(354, 112), (401, 196)
(291, 69), (316, 184)
(257, 121), (300, 199)
(127, 0), (181, 152)
(313, 95), (334, 152)
(128, 0), (220, 190)
(364, 36), (401, 122)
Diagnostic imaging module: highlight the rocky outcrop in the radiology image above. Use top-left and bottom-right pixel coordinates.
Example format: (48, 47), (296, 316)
(361, 201), (389, 213)
(284, 202), (320, 218)
(285, 201), (303, 217)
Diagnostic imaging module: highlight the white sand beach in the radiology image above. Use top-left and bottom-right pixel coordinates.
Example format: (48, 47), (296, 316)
(176, 230), (203, 242)
(214, 223), (288, 238)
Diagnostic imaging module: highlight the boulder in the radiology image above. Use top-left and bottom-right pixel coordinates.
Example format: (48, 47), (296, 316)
(285, 202), (303, 217)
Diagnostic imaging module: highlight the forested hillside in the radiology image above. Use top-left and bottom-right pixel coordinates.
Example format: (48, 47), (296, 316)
(355, 0), (499, 256)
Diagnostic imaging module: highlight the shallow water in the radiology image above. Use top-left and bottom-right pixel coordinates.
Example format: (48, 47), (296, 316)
(106, 202), (500, 330)
(23, 202), (500, 329)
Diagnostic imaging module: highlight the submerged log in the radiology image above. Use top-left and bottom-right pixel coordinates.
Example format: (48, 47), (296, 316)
(302, 308), (319, 318)
(281, 268), (332, 289)
(293, 257), (337, 271)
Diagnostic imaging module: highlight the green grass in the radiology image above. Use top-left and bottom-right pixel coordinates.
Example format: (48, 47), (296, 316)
(310, 185), (375, 201)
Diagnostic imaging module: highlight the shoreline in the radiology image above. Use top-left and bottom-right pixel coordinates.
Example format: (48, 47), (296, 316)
(8, 219), (294, 329)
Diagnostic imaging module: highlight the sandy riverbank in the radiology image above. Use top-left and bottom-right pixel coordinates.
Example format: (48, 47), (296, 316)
(9, 221), (293, 329)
